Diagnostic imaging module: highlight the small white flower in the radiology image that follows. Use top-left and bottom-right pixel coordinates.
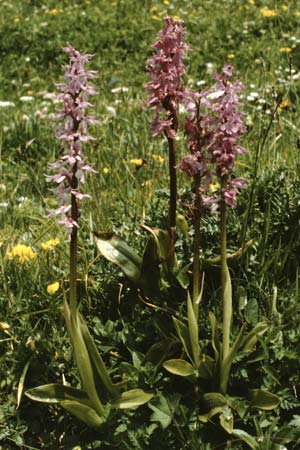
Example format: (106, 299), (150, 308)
(249, 92), (259, 98)
(111, 87), (129, 93)
(105, 106), (116, 116)
(0, 101), (15, 107)
(20, 96), (34, 102)
(196, 80), (206, 86)
(0, 202), (9, 207)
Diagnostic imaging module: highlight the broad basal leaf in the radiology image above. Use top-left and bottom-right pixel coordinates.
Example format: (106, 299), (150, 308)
(95, 233), (142, 283)
(248, 389), (280, 410)
(25, 383), (91, 407)
(111, 389), (154, 409)
(163, 359), (195, 377)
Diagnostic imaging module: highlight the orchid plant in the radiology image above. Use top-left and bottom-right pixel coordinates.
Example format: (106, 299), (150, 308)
(26, 45), (153, 428)
(146, 17), (189, 261)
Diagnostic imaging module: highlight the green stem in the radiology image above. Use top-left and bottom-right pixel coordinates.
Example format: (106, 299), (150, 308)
(70, 162), (79, 313)
(167, 135), (177, 263)
(220, 190), (230, 361)
(192, 176), (201, 322)
(70, 223), (77, 313)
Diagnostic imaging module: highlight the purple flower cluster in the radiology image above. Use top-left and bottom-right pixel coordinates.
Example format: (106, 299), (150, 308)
(146, 17), (189, 138)
(180, 65), (248, 209)
(46, 45), (98, 229)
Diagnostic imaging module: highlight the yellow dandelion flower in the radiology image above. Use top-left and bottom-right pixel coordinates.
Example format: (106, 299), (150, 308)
(172, 15), (181, 20)
(129, 158), (145, 167)
(163, 0), (170, 5)
(281, 5), (288, 11)
(227, 53), (235, 59)
(278, 98), (291, 112)
(248, 0), (255, 4)
(150, 6), (158, 12)
(47, 281), (59, 295)
(295, 11), (300, 16)
(103, 167), (110, 174)
(151, 15), (161, 20)
(260, 8), (278, 17)
(48, 8), (63, 15)
(279, 47), (292, 53)
(152, 154), (165, 163)
(41, 238), (60, 251)
(6, 244), (37, 263)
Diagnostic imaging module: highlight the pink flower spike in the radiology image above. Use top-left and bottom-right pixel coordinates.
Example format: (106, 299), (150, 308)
(46, 45), (98, 232)
(146, 16), (189, 138)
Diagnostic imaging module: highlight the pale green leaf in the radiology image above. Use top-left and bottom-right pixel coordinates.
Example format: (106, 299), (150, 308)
(232, 429), (259, 449)
(25, 383), (91, 407)
(61, 400), (105, 428)
(187, 292), (201, 366)
(17, 356), (32, 409)
(249, 389), (280, 410)
(70, 312), (104, 416)
(172, 317), (193, 363)
(111, 389), (154, 409)
(79, 313), (118, 400)
(163, 359), (195, 377)
(95, 234), (142, 283)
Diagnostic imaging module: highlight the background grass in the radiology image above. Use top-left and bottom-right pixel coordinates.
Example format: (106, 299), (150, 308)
(0, 0), (300, 449)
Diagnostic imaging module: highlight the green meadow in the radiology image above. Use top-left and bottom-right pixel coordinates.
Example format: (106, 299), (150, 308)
(0, 1), (300, 449)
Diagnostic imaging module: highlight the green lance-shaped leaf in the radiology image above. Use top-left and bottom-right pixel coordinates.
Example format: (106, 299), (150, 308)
(139, 234), (161, 297)
(111, 389), (154, 409)
(78, 313), (118, 400)
(141, 225), (175, 271)
(240, 322), (269, 353)
(163, 359), (195, 377)
(187, 292), (201, 367)
(25, 383), (91, 407)
(172, 316), (193, 363)
(209, 312), (220, 366)
(219, 323), (247, 395)
(232, 429), (259, 450)
(248, 389), (280, 410)
(61, 400), (106, 428)
(17, 356), (32, 409)
(95, 233), (142, 283)
(70, 312), (104, 416)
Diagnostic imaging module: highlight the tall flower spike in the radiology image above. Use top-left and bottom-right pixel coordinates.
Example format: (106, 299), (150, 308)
(146, 16), (189, 138)
(201, 64), (248, 208)
(46, 45), (98, 230)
